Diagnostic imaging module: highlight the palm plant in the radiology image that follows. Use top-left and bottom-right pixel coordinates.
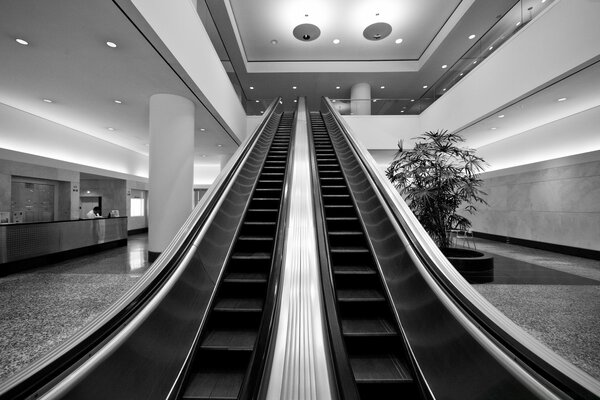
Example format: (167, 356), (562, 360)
(386, 130), (487, 249)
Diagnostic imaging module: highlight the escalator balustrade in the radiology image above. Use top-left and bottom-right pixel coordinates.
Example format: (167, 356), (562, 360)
(181, 112), (294, 399)
(310, 112), (422, 400)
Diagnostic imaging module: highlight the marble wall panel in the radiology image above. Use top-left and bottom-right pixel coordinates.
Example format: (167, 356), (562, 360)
(471, 156), (600, 251)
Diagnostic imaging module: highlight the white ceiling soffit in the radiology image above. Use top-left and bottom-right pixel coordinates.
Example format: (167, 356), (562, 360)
(460, 60), (600, 150)
(226, 0), (464, 73)
(0, 0), (237, 157)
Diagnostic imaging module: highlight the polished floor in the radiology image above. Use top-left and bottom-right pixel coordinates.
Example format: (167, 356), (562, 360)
(0, 234), (598, 384)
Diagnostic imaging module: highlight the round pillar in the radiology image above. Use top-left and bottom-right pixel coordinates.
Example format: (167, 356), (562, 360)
(148, 94), (195, 260)
(350, 82), (371, 115)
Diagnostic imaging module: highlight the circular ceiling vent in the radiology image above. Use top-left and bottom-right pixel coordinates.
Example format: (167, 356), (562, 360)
(293, 23), (321, 42)
(363, 22), (392, 41)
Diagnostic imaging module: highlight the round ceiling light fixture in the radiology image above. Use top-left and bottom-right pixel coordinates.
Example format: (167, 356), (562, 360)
(16, 38), (29, 45)
(363, 22), (392, 41)
(293, 23), (321, 42)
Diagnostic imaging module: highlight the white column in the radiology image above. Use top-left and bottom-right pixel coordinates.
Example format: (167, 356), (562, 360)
(350, 82), (371, 115)
(148, 94), (195, 259)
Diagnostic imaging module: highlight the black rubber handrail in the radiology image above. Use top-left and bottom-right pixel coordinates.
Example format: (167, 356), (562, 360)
(0, 98), (282, 400)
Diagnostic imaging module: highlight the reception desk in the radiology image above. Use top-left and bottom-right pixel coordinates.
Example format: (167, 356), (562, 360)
(0, 217), (127, 273)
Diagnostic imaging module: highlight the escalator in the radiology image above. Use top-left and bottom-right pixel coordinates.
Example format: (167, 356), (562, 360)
(310, 112), (422, 400)
(181, 112), (294, 399)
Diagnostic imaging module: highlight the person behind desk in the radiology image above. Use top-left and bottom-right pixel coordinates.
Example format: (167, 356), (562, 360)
(86, 206), (101, 219)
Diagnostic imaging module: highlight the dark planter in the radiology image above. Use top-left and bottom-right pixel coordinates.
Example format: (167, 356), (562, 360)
(441, 247), (494, 283)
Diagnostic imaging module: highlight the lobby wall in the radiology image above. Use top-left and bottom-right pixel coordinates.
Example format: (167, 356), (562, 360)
(470, 150), (600, 251)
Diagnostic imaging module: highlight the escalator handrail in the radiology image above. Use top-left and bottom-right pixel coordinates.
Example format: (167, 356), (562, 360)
(321, 97), (600, 399)
(0, 98), (281, 400)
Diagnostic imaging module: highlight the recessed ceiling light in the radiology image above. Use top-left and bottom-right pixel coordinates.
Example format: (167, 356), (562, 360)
(473, 60), (477, 64)
(380, 86), (385, 89)
(491, 127), (497, 130)
(395, 38), (403, 44)
(332, 100), (336, 103)
(114, 100), (122, 104)
(200, 128), (206, 131)
(557, 97), (567, 102)
(255, 100), (260, 103)
(443, 88), (447, 91)
(410, 99), (415, 102)
(498, 114), (505, 118)
(423, 85), (428, 89)
(373, 99), (377, 103)
(333, 38), (340, 44)
(401, 110), (405, 113)
(15, 38), (29, 45)
(459, 73), (464, 76)
(516, 21), (521, 26)
(217, 144), (223, 147)
(442, 64), (447, 69)
(260, 110), (264, 114)
(292, 86), (297, 89)
(106, 41), (117, 48)
(249, 86), (254, 90)
(107, 127), (115, 131)
(468, 34), (476, 40)
(335, 86), (340, 89)
(294, 99), (297, 103)
(489, 46), (494, 51)
(42, 98), (53, 103)
(271, 39), (278, 45)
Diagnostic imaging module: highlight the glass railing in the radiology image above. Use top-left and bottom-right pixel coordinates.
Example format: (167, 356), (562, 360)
(330, 0), (555, 116)
(328, 98), (429, 116)
(245, 98), (277, 116)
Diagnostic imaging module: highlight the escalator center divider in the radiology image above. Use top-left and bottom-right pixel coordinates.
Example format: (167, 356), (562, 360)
(309, 111), (424, 400)
(179, 112), (295, 400)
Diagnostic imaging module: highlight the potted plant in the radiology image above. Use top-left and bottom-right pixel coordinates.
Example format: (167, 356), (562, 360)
(385, 130), (493, 282)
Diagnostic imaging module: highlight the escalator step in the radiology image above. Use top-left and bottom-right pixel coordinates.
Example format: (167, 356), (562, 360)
(238, 236), (273, 241)
(349, 354), (413, 384)
(200, 328), (257, 351)
(224, 272), (268, 283)
(334, 265), (376, 275)
(341, 318), (397, 336)
(337, 288), (385, 302)
(182, 368), (244, 399)
(230, 253), (271, 260)
(214, 297), (263, 312)
(330, 247), (370, 253)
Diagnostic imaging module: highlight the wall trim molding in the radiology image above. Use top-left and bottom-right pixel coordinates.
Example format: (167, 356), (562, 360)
(473, 231), (600, 260)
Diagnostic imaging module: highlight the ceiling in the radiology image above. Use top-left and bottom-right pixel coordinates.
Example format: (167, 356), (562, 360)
(0, 0), (237, 167)
(0, 0), (561, 174)
(200, 0), (540, 110)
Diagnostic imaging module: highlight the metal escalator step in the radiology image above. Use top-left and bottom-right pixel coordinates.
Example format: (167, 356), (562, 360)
(330, 247), (369, 253)
(238, 236), (273, 241)
(334, 265), (376, 275)
(349, 353), (413, 384)
(230, 253), (271, 260)
(224, 272), (268, 283)
(182, 368), (244, 399)
(341, 318), (397, 336)
(213, 297), (263, 312)
(337, 288), (385, 302)
(200, 328), (257, 351)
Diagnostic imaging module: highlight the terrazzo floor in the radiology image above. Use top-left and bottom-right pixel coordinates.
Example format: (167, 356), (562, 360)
(0, 234), (598, 386)
(470, 238), (600, 381)
(0, 234), (150, 382)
